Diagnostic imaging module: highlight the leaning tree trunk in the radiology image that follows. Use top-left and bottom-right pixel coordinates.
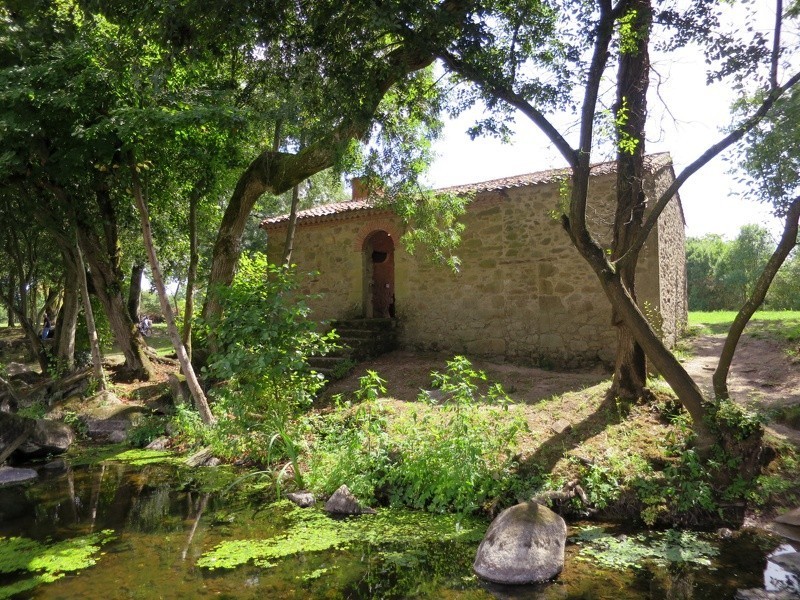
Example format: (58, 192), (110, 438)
(561, 2), (713, 445)
(182, 190), (200, 359)
(129, 160), (214, 425)
(609, 0), (651, 400)
(127, 261), (145, 323)
(713, 197), (800, 399)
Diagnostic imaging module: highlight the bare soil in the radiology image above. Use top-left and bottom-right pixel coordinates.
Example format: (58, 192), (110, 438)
(320, 350), (609, 406)
(681, 333), (800, 446)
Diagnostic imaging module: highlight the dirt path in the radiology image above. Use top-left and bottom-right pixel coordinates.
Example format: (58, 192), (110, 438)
(681, 333), (800, 446)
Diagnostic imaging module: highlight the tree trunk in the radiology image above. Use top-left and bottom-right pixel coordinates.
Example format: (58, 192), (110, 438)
(75, 240), (106, 391)
(713, 197), (800, 398)
(55, 248), (80, 371)
(568, 220), (715, 445)
(3, 301), (48, 373)
(129, 160), (214, 425)
(5, 274), (14, 327)
(78, 227), (156, 380)
(182, 191), (199, 359)
(560, 3), (712, 444)
(1, 267), (49, 373)
(282, 184), (301, 267)
(609, 0), (651, 400)
(127, 261), (145, 323)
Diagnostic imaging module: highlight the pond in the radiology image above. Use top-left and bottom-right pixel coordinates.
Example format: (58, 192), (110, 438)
(0, 448), (797, 599)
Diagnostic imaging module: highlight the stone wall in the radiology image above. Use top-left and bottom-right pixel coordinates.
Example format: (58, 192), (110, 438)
(265, 167), (685, 368)
(653, 166), (689, 347)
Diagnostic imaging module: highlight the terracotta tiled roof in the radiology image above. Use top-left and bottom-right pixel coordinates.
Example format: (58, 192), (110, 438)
(260, 152), (673, 228)
(260, 198), (386, 229)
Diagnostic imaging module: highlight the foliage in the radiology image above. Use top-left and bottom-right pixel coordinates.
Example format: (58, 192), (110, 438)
(0, 530), (115, 599)
(704, 399), (763, 442)
(16, 401), (48, 421)
(307, 358), (528, 515)
(180, 253), (335, 463)
(62, 410), (89, 438)
(110, 448), (179, 466)
(202, 253), (333, 412)
(625, 400), (765, 526)
(329, 358), (358, 381)
(572, 527), (718, 571)
(126, 415), (167, 447)
(305, 371), (392, 502)
(197, 500), (484, 570)
(736, 83), (800, 212)
(686, 226), (800, 311)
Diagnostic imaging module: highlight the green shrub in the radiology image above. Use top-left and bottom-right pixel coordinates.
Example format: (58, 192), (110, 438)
(127, 415), (167, 447)
(201, 254), (335, 414)
(183, 253), (336, 463)
(307, 358), (528, 515)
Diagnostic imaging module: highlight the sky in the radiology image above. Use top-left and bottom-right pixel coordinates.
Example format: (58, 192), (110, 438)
(423, 5), (794, 241)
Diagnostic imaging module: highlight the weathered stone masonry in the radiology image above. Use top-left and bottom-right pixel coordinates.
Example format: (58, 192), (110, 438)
(262, 153), (687, 367)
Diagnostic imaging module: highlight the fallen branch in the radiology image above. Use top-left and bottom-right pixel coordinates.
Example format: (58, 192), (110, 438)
(532, 479), (589, 507)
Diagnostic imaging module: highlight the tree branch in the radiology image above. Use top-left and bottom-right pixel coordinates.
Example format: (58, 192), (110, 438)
(436, 50), (578, 167)
(616, 69), (800, 270)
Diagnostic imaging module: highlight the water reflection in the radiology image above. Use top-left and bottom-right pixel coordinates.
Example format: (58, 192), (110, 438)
(0, 456), (797, 599)
(765, 543), (800, 594)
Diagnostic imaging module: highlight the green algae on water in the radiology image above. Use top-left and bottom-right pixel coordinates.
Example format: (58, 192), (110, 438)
(0, 530), (115, 599)
(572, 527), (718, 571)
(67, 444), (179, 467)
(197, 500), (486, 570)
(110, 448), (179, 466)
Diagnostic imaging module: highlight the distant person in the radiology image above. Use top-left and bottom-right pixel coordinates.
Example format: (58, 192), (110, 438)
(42, 313), (51, 340)
(139, 315), (152, 336)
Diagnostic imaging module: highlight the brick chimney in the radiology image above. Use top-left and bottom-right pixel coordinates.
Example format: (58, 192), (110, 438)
(351, 177), (368, 201)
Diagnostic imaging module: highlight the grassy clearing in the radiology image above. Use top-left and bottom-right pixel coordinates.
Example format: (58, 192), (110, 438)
(689, 310), (800, 343)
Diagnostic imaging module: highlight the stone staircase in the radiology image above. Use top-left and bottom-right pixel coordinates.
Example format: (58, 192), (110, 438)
(309, 318), (398, 380)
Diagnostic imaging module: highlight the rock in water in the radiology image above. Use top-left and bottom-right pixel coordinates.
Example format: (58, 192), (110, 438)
(0, 412), (35, 463)
(287, 491), (316, 508)
(324, 485), (376, 515)
(16, 419), (74, 458)
(0, 466), (38, 487)
(473, 501), (566, 584)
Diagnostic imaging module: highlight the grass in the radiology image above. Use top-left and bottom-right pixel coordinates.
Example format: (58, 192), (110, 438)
(689, 310), (800, 343)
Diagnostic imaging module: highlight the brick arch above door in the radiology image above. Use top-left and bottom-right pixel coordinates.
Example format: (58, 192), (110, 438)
(353, 219), (402, 252)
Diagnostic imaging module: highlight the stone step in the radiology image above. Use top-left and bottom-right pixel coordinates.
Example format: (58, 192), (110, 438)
(312, 318), (399, 383)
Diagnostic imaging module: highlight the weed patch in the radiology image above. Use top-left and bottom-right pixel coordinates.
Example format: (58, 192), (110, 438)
(307, 358), (529, 515)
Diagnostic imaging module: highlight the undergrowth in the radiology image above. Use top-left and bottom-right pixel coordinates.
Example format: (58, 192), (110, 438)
(306, 358), (530, 515)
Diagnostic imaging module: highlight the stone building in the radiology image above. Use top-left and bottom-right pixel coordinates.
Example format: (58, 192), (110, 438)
(261, 153), (687, 367)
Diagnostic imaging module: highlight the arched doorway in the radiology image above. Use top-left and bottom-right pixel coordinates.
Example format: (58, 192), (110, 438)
(362, 230), (395, 318)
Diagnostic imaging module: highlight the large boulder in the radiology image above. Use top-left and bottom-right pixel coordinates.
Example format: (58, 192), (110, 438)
(324, 485), (376, 515)
(16, 419), (74, 458)
(473, 501), (567, 584)
(775, 508), (800, 527)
